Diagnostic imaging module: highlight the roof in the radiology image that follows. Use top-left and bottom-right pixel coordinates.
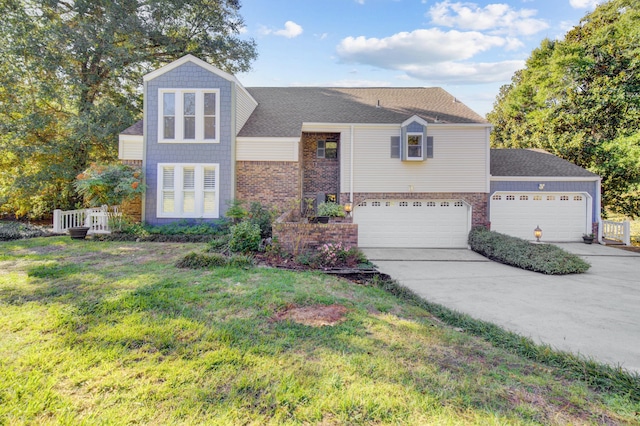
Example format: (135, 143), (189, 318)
(238, 87), (488, 137)
(120, 120), (143, 136)
(490, 149), (599, 178)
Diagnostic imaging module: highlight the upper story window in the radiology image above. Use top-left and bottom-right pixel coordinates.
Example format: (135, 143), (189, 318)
(317, 139), (338, 159)
(159, 89), (220, 143)
(406, 133), (423, 160)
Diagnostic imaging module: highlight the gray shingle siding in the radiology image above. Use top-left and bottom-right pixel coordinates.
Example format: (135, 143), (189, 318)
(406, 121), (423, 133)
(144, 62), (233, 225)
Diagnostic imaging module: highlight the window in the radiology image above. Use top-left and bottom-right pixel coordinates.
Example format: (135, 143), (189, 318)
(157, 163), (219, 218)
(317, 140), (337, 159)
(520, 195), (529, 201)
(492, 194), (502, 200)
(560, 195), (569, 201)
(406, 133), (423, 160)
(506, 195), (515, 200)
(159, 89), (220, 143)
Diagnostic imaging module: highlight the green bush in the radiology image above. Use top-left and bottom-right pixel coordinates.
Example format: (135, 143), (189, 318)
(317, 202), (345, 217)
(0, 221), (49, 241)
(227, 254), (255, 268)
(175, 252), (228, 268)
(229, 220), (261, 253)
(468, 227), (590, 275)
(247, 201), (276, 239)
(207, 234), (231, 253)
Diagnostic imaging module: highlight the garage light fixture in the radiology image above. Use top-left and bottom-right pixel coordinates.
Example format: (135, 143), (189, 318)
(344, 202), (353, 217)
(534, 225), (542, 243)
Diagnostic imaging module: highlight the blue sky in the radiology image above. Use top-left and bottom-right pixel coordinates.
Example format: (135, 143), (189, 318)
(235, 0), (604, 117)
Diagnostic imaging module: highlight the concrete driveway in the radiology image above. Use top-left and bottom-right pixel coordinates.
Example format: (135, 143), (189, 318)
(362, 244), (640, 373)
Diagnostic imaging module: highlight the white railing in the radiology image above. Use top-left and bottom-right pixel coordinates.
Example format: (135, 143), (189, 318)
(602, 220), (631, 246)
(53, 205), (120, 235)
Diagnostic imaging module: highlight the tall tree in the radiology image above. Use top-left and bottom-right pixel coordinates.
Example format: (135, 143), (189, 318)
(0, 0), (257, 218)
(488, 0), (640, 217)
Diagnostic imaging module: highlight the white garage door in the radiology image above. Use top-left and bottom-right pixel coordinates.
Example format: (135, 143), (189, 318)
(354, 200), (470, 248)
(490, 192), (590, 242)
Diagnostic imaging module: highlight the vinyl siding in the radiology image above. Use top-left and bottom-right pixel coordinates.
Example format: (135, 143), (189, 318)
(343, 125), (488, 193)
(118, 135), (143, 161)
(236, 138), (299, 161)
(235, 85), (258, 136)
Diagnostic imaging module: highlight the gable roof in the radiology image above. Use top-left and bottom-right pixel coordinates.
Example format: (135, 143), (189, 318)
(120, 120), (144, 136)
(238, 87), (488, 137)
(490, 149), (599, 178)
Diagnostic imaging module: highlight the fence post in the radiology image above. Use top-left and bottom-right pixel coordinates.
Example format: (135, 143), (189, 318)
(53, 209), (62, 233)
(84, 209), (92, 228)
(623, 221), (631, 246)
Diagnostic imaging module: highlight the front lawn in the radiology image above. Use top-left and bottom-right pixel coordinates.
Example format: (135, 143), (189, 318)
(0, 237), (638, 424)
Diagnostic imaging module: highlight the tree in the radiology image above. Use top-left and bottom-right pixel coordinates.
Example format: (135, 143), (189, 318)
(0, 0), (257, 218)
(488, 0), (640, 217)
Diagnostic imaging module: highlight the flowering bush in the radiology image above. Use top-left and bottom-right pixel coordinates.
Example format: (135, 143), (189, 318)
(317, 242), (351, 267)
(74, 163), (145, 207)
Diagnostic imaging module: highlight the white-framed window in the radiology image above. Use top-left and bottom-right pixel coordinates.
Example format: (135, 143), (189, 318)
(157, 163), (219, 218)
(406, 132), (423, 160)
(159, 89), (220, 143)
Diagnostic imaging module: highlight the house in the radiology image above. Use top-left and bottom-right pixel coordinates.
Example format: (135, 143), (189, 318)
(119, 54), (601, 247)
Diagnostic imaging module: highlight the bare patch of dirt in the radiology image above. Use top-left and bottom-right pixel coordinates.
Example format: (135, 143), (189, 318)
(273, 304), (348, 327)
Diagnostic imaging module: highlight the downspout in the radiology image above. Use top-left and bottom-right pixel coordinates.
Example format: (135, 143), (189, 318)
(350, 125), (354, 202)
(141, 80), (147, 223)
(596, 177), (602, 243)
(230, 82), (237, 209)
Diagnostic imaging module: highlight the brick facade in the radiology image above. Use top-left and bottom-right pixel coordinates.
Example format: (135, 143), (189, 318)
(272, 221), (358, 254)
(341, 191), (489, 227)
(302, 132), (340, 202)
(236, 161), (300, 210)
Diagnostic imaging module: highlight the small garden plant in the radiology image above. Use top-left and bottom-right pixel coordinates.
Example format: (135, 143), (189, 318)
(468, 226), (591, 274)
(0, 221), (49, 241)
(317, 202), (345, 217)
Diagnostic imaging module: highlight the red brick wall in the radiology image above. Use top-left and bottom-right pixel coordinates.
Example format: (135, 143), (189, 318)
(341, 192), (489, 227)
(272, 221), (358, 254)
(236, 161), (300, 209)
(302, 132), (340, 202)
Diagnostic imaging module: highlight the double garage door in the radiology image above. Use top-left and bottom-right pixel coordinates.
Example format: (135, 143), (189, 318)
(354, 199), (470, 248)
(490, 192), (590, 242)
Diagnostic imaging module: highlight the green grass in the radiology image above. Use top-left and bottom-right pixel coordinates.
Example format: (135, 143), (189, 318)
(1, 237), (638, 425)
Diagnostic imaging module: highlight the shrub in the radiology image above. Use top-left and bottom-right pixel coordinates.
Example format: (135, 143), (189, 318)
(226, 199), (248, 223)
(207, 234), (231, 253)
(229, 220), (261, 253)
(175, 252), (228, 268)
(247, 201), (277, 239)
(468, 226), (590, 275)
(317, 202), (345, 217)
(74, 163), (145, 207)
(0, 221), (49, 241)
(227, 254), (255, 268)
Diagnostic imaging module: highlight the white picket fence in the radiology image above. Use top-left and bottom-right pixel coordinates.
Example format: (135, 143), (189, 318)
(601, 220), (631, 246)
(53, 205), (120, 235)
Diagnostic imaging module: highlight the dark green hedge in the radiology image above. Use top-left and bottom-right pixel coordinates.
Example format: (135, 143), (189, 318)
(468, 227), (590, 275)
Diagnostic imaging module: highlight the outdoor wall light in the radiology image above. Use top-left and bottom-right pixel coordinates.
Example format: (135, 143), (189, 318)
(344, 202), (353, 217)
(534, 225), (542, 242)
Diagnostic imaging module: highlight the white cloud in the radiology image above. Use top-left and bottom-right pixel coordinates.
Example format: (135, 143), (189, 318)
(260, 21), (303, 38)
(400, 60), (525, 84)
(428, 1), (549, 36)
(355, 0), (365, 4)
(569, 0), (602, 8)
(316, 32), (329, 40)
(337, 28), (510, 67)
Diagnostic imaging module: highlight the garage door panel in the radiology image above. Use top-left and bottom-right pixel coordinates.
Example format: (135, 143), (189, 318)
(491, 193), (588, 241)
(355, 200), (469, 248)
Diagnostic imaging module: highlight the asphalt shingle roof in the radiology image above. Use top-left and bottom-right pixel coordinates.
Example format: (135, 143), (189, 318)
(238, 87), (487, 137)
(120, 120), (144, 135)
(490, 149), (598, 178)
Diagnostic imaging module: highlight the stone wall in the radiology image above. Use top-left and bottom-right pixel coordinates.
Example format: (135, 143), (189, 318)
(341, 191), (489, 227)
(236, 161), (300, 210)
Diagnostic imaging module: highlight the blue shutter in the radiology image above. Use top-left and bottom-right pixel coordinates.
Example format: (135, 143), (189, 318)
(426, 136), (434, 158)
(400, 127), (407, 161)
(390, 136), (400, 158)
